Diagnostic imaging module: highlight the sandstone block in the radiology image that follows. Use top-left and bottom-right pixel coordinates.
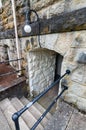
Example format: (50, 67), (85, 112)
(76, 52), (86, 64)
(30, 0), (57, 11)
(65, 0), (86, 12)
(71, 64), (86, 85)
(4, 22), (14, 29)
(38, 0), (65, 19)
(64, 92), (86, 112)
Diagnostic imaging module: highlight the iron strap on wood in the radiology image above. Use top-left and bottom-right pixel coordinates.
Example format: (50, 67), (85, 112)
(12, 69), (71, 130)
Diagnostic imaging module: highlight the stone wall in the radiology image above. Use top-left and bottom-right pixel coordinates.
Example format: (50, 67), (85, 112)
(20, 31), (86, 112)
(0, 39), (18, 67)
(0, 0), (27, 37)
(0, 0), (86, 112)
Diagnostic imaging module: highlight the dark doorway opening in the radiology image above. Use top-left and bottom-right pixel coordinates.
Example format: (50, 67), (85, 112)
(38, 53), (63, 114)
(4, 45), (9, 64)
(54, 54), (63, 81)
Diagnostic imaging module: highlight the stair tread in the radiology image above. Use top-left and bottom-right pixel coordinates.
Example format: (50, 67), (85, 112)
(34, 101), (52, 119)
(0, 108), (11, 130)
(20, 97), (48, 127)
(21, 97), (52, 119)
(0, 98), (29, 130)
(11, 97), (43, 130)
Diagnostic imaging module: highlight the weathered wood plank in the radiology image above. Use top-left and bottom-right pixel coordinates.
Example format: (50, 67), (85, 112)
(29, 7), (86, 35)
(0, 7), (86, 39)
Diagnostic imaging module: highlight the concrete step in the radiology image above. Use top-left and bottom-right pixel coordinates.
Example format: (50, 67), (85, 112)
(0, 97), (85, 130)
(21, 97), (52, 120)
(34, 100), (52, 120)
(0, 108), (11, 130)
(0, 98), (29, 130)
(11, 97), (43, 130)
(20, 97), (48, 127)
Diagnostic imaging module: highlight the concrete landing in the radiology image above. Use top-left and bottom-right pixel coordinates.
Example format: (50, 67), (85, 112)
(44, 100), (86, 130)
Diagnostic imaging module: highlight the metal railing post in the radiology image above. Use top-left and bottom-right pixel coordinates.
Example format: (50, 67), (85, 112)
(31, 86), (68, 130)
(12, 113), (20, 130)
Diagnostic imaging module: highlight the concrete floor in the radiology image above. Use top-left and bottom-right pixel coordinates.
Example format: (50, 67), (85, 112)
(44, 100), (86, 130)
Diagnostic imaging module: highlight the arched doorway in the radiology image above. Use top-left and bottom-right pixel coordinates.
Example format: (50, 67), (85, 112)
(27, 49), (63, 112)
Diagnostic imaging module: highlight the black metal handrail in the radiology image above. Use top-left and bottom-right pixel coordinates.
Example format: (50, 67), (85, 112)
(0, 58), (24, 64)
(0, 69), (25, 77)
(12, 70), (71, 130)
(31, 85), (68, 130)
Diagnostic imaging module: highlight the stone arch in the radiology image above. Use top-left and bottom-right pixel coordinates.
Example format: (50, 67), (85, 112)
(39, 33), (71, 57)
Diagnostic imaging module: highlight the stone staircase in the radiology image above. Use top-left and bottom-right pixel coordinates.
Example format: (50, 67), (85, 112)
(0, 97), (86, 130)
(0, 97), (52, 130)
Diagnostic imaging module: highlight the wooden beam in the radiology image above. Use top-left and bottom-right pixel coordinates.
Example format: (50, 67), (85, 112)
(0, 7), (86, 39)
(28, 7), (86, 35)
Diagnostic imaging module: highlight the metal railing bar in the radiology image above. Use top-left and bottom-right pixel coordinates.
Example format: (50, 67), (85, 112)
(13, 70), (70, 117)
(31, 86), (68, 130)
(0, 69), (25, 77)
(0, 58), (24, 64)
(12, 70), (70, 130)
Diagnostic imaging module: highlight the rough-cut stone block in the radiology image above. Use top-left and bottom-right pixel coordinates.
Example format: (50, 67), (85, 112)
(30, 0), (57, 11)
(38, 0), (65, 19)
(71, 64), (86, 84)
(65, 0), (86, 12)
(76, 52), (86, 64)
(64, 92), (86, 112)
(68, 83), (86, 99)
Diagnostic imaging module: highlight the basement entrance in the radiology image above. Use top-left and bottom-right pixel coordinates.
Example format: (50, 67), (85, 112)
(28, 49), (63, 113)
(54, 54), (63, 82)
(38, 53), (63, 113)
